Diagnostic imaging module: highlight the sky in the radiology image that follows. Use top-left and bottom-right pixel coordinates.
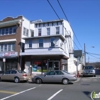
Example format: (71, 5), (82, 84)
(0, 0), (100, 62)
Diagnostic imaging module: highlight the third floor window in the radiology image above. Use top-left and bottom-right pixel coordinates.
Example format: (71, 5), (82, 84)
(38, 29), (41, 36)
(23, 27), (29, 36)
(31, 30), (34, 37)
(47, 28), (50, 35)
(56, 27), (60, 34)
(0, 26), (16, 36)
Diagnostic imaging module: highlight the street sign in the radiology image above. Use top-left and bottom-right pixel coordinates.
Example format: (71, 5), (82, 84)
(3, 58), (6, 62)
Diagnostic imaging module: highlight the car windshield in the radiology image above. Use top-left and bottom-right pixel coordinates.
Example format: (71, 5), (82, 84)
(18, 70), (26, 73)
(62, 70), (70, 74)
(84, 66), (94, 70)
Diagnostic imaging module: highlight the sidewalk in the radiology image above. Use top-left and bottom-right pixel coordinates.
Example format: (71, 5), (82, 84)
(27, 75), (33, 83)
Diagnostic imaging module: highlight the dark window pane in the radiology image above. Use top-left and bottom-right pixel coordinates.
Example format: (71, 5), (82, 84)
(29, 40), (32, 48)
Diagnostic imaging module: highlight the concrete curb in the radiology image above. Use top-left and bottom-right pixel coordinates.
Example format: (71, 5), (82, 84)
(74, 77), (81, 83)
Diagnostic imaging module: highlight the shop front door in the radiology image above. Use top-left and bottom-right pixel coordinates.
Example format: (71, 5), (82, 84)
(48, 61), (60, 71)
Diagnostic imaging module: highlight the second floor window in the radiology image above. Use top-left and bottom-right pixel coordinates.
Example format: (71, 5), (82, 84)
(1, 44), (3, 51)
(0, 43), (15, 52)
(47, 28), (50, 35)
(51, 37), (55, 47)
(8, 44), (11, 51)
(12, 43), (15, 51)
(38, 29), (41, 36)
(29, 40), (32, 48)
(4, 44), (7, 51)
(56, 27), (60, 34)
(39, 39), (43, 48)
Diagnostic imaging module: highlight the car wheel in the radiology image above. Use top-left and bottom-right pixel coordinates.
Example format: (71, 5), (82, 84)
(36, 78), (42, 84)
(62, 79), (69, 85)
(14, 77), (20, 83)
(94, 75), (96, 77)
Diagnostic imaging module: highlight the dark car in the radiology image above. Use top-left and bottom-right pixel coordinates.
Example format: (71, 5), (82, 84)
(82, 66), (96, 77)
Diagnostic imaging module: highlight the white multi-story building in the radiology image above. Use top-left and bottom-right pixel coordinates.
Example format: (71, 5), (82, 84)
(20, 18), (75, 74)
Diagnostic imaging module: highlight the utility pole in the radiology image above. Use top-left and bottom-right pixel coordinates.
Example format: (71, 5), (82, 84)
(84, 43), (86, 66)
(88, 57), (89, 65)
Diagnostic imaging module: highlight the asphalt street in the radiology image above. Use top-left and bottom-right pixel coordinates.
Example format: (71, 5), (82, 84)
(0, 75), (100, 100)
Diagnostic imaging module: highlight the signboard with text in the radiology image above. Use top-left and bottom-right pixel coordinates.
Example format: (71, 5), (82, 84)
(0, 52), (18, 58)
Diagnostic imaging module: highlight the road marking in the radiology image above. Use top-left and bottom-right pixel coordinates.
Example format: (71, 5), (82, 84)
(47, 89), (63, 100)
(0, 90), (17, 94)
(0, 85), (41, 100)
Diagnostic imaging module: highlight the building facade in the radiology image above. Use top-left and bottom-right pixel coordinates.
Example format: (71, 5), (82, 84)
(20, 19), (74, 74)
(0, 16), (75, 74)
(0, 16), (23, 71)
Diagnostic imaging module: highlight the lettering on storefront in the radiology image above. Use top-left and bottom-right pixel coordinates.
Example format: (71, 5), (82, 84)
(0, 52), (18, 58)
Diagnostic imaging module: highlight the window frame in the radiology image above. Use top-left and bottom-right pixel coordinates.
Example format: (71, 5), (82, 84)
(39, 38), (43, 48)
(31, 30), (34, 37)
(29, 40), (32, 48)
(38, 29), (41, 36)
(47, 28), (50, 35)
(50, 37), (55, 47)
(56, 27), (60, 34)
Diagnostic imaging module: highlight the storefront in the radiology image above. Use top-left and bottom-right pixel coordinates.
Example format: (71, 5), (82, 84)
(22, 55), (68, 75)
(32, 60), (60, 72)
(0, 52), (18, 71)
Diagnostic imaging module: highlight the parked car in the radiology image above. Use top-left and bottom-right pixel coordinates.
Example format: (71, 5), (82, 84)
(32, 70), (77, 85)
(82, 66), (96, 77)
(0, 69), (28, 83)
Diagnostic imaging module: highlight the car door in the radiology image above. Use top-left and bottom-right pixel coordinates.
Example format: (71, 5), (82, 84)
(1, 70), (10, 80)
(53, 71), (64, 82)
(10, 70), (17, 80)
(42, 71), (55, 82)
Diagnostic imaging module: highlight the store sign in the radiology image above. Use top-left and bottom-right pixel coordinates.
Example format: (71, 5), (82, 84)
(0, 52), (18, 58)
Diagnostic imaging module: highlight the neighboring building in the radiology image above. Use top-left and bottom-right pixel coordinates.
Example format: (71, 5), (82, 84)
(0, 16), (23, 71)
(0, 16), (35, 71)
(0, 16), (76, 75)
(74, 50), (83, 74)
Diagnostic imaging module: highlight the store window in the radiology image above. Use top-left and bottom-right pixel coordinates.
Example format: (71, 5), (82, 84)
(32, 60), (47, 72)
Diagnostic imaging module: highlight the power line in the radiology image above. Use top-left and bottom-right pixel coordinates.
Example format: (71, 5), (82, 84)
(57, 0), (69, 22)
(57, 0), (83, 50)
(86, 52), (100, 57)
(47, 0), (80, 50)
(87, 52), (100, 59)
(47, 0), (60, 19)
